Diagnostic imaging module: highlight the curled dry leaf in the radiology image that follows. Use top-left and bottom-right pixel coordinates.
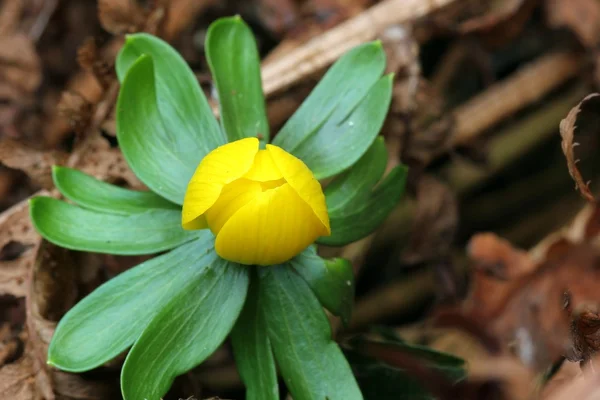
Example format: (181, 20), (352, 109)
(23, 235), (120, 398)
(559, 93), (599, 203)
(545, 0), (600, 48)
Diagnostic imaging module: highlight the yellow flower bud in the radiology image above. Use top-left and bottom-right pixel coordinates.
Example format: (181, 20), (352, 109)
(182, 137), (330, 266)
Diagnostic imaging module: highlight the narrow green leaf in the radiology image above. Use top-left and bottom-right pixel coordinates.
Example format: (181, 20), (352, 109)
(273, 41), (385, 154)
(231, 273), (278, 400)
(349, 337), (466, 382)
(324, 137), (388, 213)
(318, 165), (408, 246)
(292, 74), (393, 179)
(290, 246), (354, 325)
(30, 196), (194, 255)
(47, 233), (216, 372)
(345, 351), (441, 400)
(206, 17), (269, 145)
(345, 337), (466, 399)
(259, 266), (362, 400)
(52, 166), (177, 215)
(121, 259), (250, 400)
(117, 42), (224, 204)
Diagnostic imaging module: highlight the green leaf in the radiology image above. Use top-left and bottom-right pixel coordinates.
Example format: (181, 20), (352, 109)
(47, 233), (216, 372)
(318, 165), (408, 246)
(121, 258), (249, 400)
(231, 272), (279, 400)
(259, 266), (362, 400)
(116, 35), (224, 204)
(291, 74), (393, 179)
(290, 246), (354, 326)
(52, 166), (177, 214)
(273, 42), (388, 179)
(205, 17), (269, 145)
(30, 196), (195, 255)
(324, 137), (387, 213)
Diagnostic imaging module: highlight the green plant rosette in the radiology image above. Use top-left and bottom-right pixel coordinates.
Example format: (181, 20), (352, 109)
(29, 16), (408, 400)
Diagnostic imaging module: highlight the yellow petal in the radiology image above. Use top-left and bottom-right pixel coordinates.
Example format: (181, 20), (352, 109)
(182, 138), (259, 230)
(243, 149), (283, 182)
(215, 183), (324, 265)
(205, 179), (262, 235)
(266, 144), (330, 235)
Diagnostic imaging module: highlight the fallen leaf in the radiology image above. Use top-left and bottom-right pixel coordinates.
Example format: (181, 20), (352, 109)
(460, 203), (600, 371)
(57, 91), (93, 135)
(0, 343), (48, 400)
(0, 34), (41, 98)
(559, 93), (599, 203)
(543, 356), (600, 400)
(0, 138), (67, 189)
(0, 194), (48, 298)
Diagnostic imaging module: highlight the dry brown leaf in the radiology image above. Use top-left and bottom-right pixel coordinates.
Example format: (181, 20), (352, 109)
(76, 38), (115, 90)
(0, 138), (67, 189)
(57, 91), (93, 135)
(70, 134), (141, 188)
(0, 344), (48, 399)
(162, 0), (219, 40)
(460, 203), (600, 371)
(464, 233), (536, 319)
(0, 0), (24, 37)
(545, 0), (600, 47)
(98, 0), (146, 35)
(559, 93), (599, 203)
(543, 356), (600, 400)
(23, 239), (120, 399)
(0, 34), (41, 98)
(0, 195), (46, 299)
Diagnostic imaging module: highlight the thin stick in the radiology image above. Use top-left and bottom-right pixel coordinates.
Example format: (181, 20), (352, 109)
(349, 268), (435, 330)
(450, 52), (581, 149)
(442, 84), (587, 193)
(261, 0), (458, 95)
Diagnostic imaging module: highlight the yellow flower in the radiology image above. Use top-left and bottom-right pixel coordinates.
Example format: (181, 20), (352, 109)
(182, 137), (330, 266)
